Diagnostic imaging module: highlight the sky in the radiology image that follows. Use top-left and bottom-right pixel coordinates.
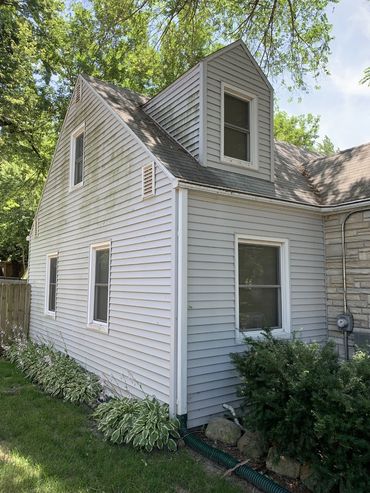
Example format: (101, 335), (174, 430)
(276, 0), (370, 151)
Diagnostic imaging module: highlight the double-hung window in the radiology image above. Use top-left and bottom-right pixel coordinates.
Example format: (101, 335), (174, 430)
(236, 236), (289, 335)
(222, 84), (257, 168)
(45, 253), (58, 317)
(88, 242), (110, 331)
(70, 123), (85, 188)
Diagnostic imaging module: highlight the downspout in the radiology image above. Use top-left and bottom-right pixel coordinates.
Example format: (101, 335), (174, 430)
(341, 208), (370, 359)
(176, 188), (188, 416)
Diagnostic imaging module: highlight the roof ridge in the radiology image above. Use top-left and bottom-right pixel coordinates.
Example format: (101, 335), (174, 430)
(307, 140), (370, 164)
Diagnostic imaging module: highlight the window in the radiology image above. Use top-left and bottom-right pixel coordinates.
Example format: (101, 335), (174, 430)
(236, 236), (290, 335)
(88, 242), (110, 331)
(45, 253), (58, 316)
(70, 124), (85, 188)
(221, 84), (257, 168)
(224, 94), (250, 162)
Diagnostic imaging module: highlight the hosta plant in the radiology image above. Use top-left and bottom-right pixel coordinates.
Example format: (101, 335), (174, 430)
(5, 340), (102, 405)
(93, 396), (180, 452)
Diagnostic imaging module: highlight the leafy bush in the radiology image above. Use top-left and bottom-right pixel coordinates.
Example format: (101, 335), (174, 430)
(6, 340), (102, 405)
(231, 330), (370, 493)
(93, 396), (180, 452)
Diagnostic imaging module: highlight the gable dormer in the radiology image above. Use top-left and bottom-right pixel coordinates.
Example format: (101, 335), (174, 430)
(143, 40), (274, 182)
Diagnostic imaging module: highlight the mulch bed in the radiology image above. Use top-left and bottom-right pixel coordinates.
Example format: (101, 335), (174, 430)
(190, 427), (311, 493)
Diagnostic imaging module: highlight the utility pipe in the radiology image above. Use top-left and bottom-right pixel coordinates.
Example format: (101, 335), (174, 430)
(178, 415), (289, 493)
(341, 207), (370, 360)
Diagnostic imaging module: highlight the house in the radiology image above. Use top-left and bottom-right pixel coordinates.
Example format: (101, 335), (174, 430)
(28, 40), (370, 428)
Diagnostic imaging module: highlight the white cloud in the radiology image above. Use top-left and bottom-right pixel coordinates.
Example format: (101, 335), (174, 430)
(348, 1), (370, 41)
(329, 66), (370, 99)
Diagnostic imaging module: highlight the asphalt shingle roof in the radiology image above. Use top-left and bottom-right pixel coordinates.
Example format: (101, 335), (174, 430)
(83, 75), (370, 208)
(305, 143), (370, 205)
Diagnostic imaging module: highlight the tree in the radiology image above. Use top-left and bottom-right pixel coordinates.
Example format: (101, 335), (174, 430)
(274, 110), (338, 155)
(0, 0), (340, 264)
(361, 67), (370, 86)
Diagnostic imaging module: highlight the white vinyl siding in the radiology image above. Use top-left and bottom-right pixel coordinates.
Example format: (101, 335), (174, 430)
(205, 44), (273, 181)
(143, 65), (201, 159)
(186, 191), (327, 427)
(29, 80), (174, 404)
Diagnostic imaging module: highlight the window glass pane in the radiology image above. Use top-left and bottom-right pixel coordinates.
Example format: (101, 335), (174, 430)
(94, 285), (108, 322)
(239, 244), (279, 285)
(95, 249), (109, 284)
(239, 287), (280, 330)
(49, 283), (56, 312)
(224, 94), (249, 129)
(48, 256), (57, 312)
(224, 127), (250, 162)
(49, 257), (57, 284)
(74, 133), (84, 184)
(75, 133), (84, 160)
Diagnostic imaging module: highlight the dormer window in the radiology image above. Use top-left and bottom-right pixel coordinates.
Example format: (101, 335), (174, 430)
(221, 84), (258, 169)
(70, 123), (85, 189)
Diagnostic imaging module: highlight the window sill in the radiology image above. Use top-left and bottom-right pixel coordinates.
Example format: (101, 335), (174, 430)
(44, 311), (56, 320)
(235, 327), (290, 344)
(221, 155), (258, 171)
(87, 322), (109, 334)
(69, 181), (84, 193)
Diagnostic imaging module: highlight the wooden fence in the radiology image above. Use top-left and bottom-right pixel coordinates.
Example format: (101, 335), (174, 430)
(0, 280), (30, 348)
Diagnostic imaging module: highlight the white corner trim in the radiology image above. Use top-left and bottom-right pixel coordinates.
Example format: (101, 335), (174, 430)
(234, 234), (291, 343)
(199, 61), (207, 167)
(69, 122), (85, 191)
(176, 188), (188, 416)
(270, 92), (275, 183)
(44, 252), (58, 318)
(220, 82), (258, 170)
(87, 240), (111, 333)
(169, 187), (178, 417)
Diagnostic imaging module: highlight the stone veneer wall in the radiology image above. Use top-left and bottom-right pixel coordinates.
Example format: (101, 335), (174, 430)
(324, 209), (370, 356)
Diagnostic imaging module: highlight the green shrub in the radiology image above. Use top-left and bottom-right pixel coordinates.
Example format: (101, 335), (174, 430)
(6, 340), (102, 405)
(93, 396), (180, 452)
(231, 330), (370, 492)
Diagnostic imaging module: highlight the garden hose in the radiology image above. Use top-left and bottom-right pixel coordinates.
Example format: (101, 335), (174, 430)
(178, 415), (289, 493)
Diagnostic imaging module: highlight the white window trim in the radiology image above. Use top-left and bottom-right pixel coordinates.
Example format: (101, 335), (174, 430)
(87, 241), (111, 334)
(45, 252), (58, 319)
(235, 234), (291, 342)
(69, 122), (85, 191)
(221, 82), (258, 170)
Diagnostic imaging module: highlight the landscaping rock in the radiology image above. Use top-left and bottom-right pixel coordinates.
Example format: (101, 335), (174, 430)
(300, 463), (320, 492)
(205, 417), (242, 445)
(237, 430), (266, 459)
(300, 463), (313, 481)
(266, 447), (301, 479)
(177, 438), (186, 449)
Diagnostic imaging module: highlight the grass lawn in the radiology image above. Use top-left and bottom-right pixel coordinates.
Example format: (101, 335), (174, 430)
(0, 359), (243, 493)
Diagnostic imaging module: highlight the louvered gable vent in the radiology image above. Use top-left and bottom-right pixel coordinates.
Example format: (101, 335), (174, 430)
(33, 217), (39, 238)
(75, 81), (82, 104)
(142, 163), (155, 198)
